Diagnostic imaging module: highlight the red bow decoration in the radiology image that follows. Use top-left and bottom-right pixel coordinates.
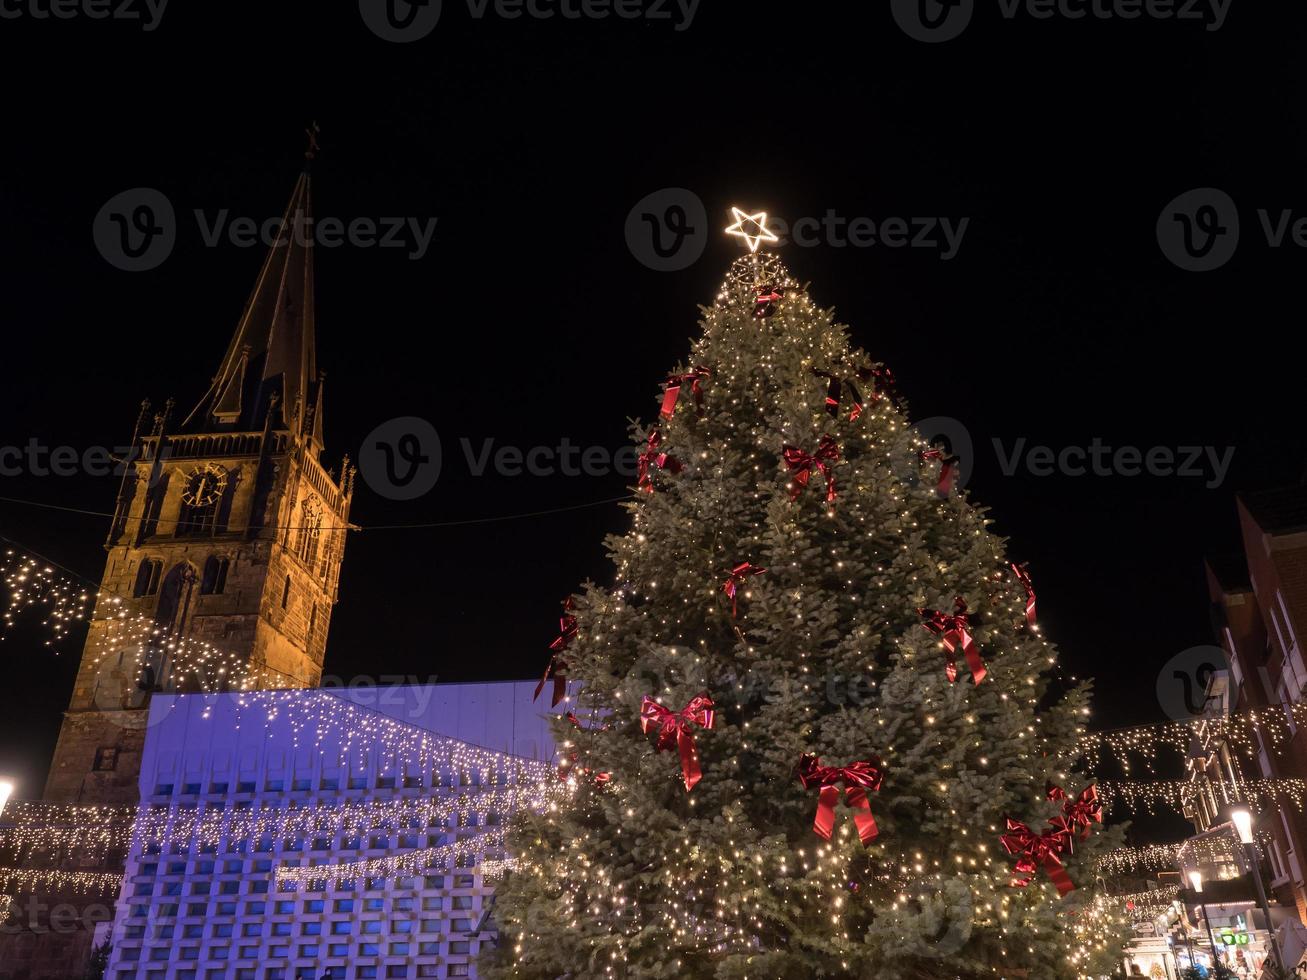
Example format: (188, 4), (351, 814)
(639, 693), (716, 791)
(918, 597), (987, 685)
(796, 754), (884, 845)
(1001, 817), (1075, 896)
(753, 284), (783, 318)
(721, 562), (766, 617)
(812, 365), (894, 422)
(534, 599), (577, 707)
(782, 436), (840, 503)
(637, 430), (682, 493)
(660, 366), (711, 418)
(919, 448), (957, 497)
(1011, 562), (1037, 628)
(1047, 783), (1102, 841)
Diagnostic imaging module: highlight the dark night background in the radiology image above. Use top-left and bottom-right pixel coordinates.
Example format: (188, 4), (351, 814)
(0, 1), (1302, 845)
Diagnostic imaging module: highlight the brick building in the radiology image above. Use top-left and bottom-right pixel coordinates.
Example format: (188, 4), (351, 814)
(0, 149), (355, 978)
(1186, 485), (1307, 926)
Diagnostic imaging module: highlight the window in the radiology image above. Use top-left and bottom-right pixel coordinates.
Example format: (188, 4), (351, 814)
(93, 746), (119, 771)
(135, 559), (164, 597)
(201, 556), (230, 595)
(281, 575), (292, 609)
(296, 501), (323, 568)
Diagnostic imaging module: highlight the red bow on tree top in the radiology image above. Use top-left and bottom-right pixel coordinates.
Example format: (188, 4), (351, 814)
(918, 597), (987, 685)
(1047, 783), (1102, 841)
(721, 562), (766, 618)
(782, 436), (840, 503)
(1001, 817), (1075, 896)
(796, 753), (885, 846)
(661, 366), (711, 418)
(534, 599), (577, 707)
(639, 693), (716, 792)
(1011, 561), (1037, 629)
(637, 429), (682, 494)
(754, 284), (783, 318)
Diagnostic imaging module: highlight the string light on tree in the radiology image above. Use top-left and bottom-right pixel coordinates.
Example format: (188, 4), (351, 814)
(482, 219), (1130, 978)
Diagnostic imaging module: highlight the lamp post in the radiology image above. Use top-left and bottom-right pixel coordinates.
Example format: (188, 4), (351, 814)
(1188, 869), (1225, 972)
(1231, 806), (1285, 975)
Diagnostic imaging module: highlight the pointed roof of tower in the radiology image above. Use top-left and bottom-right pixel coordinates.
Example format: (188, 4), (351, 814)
(183, 146), (320, 444)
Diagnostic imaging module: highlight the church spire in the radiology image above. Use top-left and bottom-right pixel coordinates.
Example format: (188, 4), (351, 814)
(183, 130), (321, 447)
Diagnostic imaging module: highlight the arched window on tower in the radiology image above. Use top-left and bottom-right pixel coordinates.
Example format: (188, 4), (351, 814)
(201, 556), (230, 595)
(134, 559), (163, 597)
(297, 500), (323, 570)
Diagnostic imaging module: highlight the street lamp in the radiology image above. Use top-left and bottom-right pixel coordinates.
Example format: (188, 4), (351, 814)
(0, 780), (13, 818)
(1188, 869), (1225, 972)
(1231, 806), (1285, 975)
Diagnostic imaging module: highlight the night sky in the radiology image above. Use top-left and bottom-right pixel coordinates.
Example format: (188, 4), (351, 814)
(1, 2), (1303, 844)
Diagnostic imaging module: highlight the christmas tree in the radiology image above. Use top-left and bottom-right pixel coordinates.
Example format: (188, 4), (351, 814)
(485, 214), (1130, 979)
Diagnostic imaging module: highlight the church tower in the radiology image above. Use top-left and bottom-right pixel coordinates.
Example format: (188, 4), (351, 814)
(43, 154), (354, 804)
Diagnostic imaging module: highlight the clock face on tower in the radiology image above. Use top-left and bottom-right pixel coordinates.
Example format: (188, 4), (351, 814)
(180, 465), (228, 508)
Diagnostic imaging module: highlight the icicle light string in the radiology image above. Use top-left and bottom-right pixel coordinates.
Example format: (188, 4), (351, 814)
(128, 784), (567, 852)
(1097, 777), (1307, 816)
(274, 828), (506, 886)
(0, 867), (125, 894)
(1080, 701), (1307, 774)
(225, 689), (555, 786)
(1094, 833), (1267, 878)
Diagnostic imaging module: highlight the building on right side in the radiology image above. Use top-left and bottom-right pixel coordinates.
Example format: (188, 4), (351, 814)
(1183, 484), (1307, 963)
